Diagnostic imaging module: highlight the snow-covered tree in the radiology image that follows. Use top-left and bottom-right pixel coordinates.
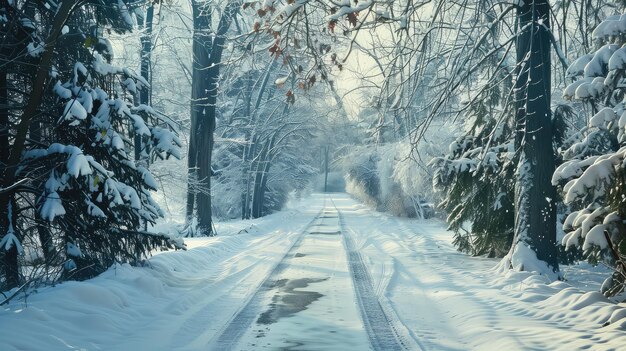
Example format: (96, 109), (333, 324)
(555, 11), (626, 296)
(1, 0), (182, 289)
(432, 94), (516, 257)
(243, 0), (554, 272)
(184, 0), (241, 235)
(213, 46), (325, 220)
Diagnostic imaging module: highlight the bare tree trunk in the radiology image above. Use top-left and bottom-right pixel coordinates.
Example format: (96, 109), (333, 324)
(509, 0), (559, 274)
(250, 141), (267, 219)
(251, 171), (264, 218)
(242, 136), (256, 219)
(257, 147), (274, 217)
(186, 1), (211, 225)
(194, 1), (239, 235)
(324, 146), (329, 192)
(140, 5), (154, 108)
(0, 69), (19, 288)
(0, 70), (8, 190)
(134, 4), (155, 164)
(241, 60), (276, 219)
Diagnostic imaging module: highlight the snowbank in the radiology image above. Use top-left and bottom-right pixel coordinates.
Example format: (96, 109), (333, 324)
(0, 197), (323, 351)
(334, 194), (626, 350)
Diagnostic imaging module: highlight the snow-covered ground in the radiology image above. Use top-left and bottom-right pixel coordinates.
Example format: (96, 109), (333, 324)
(1, 193), (626, 350)
(334, 194), (626, 350)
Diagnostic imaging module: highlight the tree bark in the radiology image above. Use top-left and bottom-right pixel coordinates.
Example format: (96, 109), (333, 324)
(140, 5), (154, 108)
(186, 1), (211, 225)
(242, 136), (257, 219)
(134, 4), (155, 163)
(256, 145), (274, 217)
(251, 142), (269, 219)
(240, 59), (277, 219)
(0, 67), (19, 288)
(324, 146), (329, 192)
(510, 0), (559, 273)
(192, 1), (239, 235)
(1, 69), (8, 187)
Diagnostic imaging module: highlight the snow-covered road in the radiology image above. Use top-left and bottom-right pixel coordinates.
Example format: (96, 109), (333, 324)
(213, 197), (410, 350)
(2, 193), (626, 350)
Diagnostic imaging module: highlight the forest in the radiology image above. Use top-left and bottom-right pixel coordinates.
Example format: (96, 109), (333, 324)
(2, 0), (626, 350)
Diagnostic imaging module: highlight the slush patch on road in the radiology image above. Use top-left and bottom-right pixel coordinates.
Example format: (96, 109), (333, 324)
(214, 203), (371, 351)
(309, 231), (341, 235)
(257, 278), (329, 325)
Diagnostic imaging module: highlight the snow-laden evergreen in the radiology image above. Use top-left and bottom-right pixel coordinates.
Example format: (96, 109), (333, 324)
(432, 96), (516, 257)
(0, 0), (182, 288)
(555, 12), (626, 297)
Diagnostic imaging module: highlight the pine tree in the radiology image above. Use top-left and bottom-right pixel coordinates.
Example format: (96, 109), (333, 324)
(555, 11), (626, 296)
(432, 96), (516, 257)
(1, 0), (183, 289)
(500, 0), (560, 275)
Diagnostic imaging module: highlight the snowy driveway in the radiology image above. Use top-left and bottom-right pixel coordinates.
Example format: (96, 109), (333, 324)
(2, 193), (625, 350)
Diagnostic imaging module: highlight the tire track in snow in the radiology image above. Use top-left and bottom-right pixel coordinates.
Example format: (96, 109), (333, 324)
(331, 197), (423, 351)
(208, 205), (326, 350)
(211, 194), (420, 350)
